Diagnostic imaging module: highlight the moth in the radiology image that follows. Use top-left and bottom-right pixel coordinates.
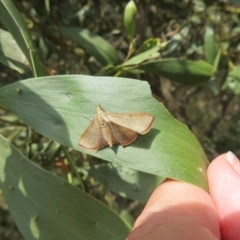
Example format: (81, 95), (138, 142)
(78, 105), (155, 151)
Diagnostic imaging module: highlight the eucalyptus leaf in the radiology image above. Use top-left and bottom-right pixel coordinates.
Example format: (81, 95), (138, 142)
(0, 135), (131, 240)
(136, 38), (165, 54)
(0, 75), (209, 190)
(222, 65), (240, 94)
(0, 0), (44, 77)
(204, 25), (219, 65)
(139, 59), (214, 85)
(84, 163), (165, 202)
(0, 29), (29, 73)
(121, 43), (161, 67)
(59, 27), (120, 66)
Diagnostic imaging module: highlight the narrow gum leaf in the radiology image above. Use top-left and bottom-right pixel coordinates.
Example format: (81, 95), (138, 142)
(0, 75), (209, 190)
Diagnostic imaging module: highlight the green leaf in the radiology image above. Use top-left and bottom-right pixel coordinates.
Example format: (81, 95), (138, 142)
(139, 59), (214, 85)
(59, 27), (120, 66)
(136, 38), (164, 54)
(204, 25), (219, 65)
(121, 39), (163, 67)
(84, 164), (165, 202)
(0, 75), (209, 190)
(0, 29), (29, 73)
(212, 50), (221, 73)
(222, 65), (240, 94)
(0, 135), (130, 240)
(119, 210), (135, 227)
(0, 0), (44, 77)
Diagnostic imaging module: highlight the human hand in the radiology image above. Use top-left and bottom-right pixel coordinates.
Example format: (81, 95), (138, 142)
(127, 152), (240, 240)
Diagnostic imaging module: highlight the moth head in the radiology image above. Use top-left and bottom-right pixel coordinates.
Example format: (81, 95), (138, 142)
(97, 104), (104, 112)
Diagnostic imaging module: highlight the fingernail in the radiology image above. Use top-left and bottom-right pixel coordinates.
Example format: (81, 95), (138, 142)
(226, 151), (240, 175)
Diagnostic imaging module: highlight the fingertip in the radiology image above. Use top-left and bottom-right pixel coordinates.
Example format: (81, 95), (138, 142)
(226, 151), (240, 175)
(208, 152), (240, 240)
(128, 180), (220, 239)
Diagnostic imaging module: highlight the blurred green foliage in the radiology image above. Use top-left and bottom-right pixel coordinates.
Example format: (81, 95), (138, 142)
(1, 0), (240, 239)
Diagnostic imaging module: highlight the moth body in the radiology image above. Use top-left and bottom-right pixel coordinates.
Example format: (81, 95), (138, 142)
(97, 108), (113, 147)
(97, 105), (110, 122)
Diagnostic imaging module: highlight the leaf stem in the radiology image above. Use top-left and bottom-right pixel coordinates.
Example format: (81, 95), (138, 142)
(62, 146), (85, 191)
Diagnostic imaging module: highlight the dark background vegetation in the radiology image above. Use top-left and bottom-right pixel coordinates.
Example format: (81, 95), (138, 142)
(1, 0), (240, 239)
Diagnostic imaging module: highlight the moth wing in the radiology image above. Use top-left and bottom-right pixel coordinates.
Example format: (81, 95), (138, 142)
(108, 122), (137, 146)
(79, 116), (107, 151)
(107, 113), (154, 134)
